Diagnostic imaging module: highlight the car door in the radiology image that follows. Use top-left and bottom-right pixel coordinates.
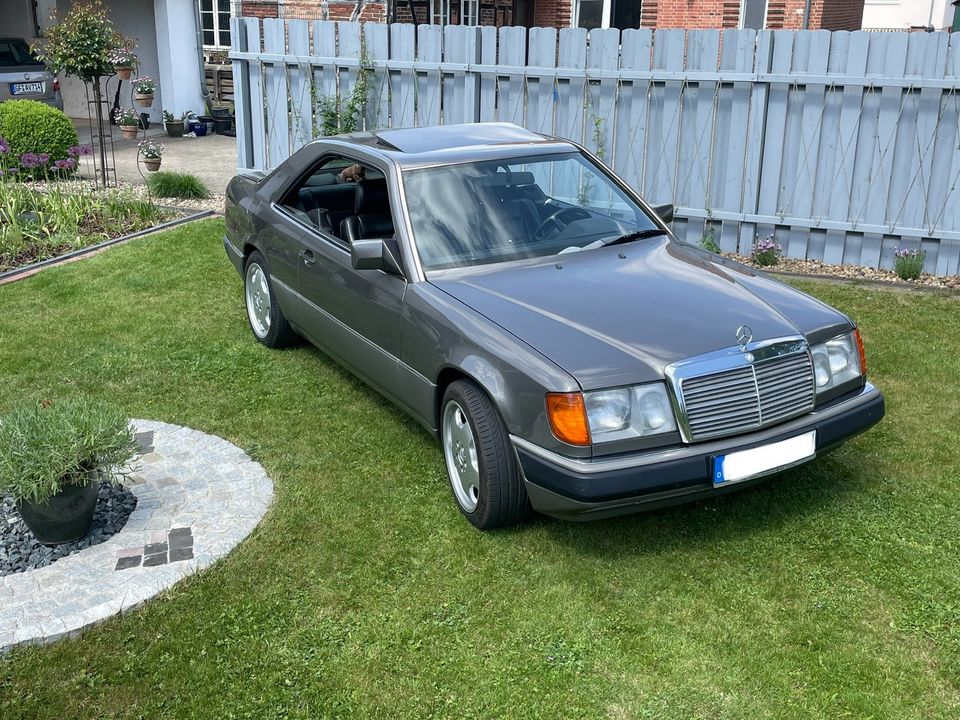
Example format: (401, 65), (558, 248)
(289, 157), (407, 399)
(296, 228), (406, 397)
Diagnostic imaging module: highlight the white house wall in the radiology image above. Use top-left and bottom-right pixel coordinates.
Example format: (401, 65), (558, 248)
(54, 0), (204, 123)
(862, 0), (955, 30)
(153, 0), (206, 118)
(0, 0), (38, 38)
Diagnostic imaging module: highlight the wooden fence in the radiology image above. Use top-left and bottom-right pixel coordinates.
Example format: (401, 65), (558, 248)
(230, 20), (960, 275)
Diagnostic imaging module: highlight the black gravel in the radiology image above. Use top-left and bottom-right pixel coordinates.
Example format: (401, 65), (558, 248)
(0, 483), (138, 577)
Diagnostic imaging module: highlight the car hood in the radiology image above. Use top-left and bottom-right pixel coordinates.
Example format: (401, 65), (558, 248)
(429, 239), (852, 390)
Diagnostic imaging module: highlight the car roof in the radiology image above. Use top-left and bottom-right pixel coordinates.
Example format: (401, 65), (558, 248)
(325, 122), (576, 168)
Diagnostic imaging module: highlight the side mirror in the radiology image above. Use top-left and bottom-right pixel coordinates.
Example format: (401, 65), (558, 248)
(653, 203), (674, 224)
(351, 238), (404, 276)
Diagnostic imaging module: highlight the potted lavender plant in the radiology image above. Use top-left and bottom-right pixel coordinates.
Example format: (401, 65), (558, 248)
(0, 398), (138, 545)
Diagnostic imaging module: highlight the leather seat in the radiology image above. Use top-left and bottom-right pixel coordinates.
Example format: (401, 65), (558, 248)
(340, 179), (395, 243)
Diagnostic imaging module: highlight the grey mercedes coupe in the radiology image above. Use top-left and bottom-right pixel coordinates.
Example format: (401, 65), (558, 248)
(224, 122), (884, 529)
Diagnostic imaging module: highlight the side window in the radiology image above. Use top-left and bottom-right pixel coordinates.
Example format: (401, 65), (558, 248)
(279, 156), (393, 243)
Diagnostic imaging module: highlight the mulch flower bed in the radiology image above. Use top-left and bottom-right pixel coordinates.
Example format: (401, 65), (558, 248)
(726, 254), (960, 291)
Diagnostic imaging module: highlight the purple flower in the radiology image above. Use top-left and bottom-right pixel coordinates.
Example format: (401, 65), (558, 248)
(67, 144), (93, 157)
(53, 158), (76, 171)
(0, 137), (9, 154)
(20, 152), (51, 169)
(7, 167), (17, 175)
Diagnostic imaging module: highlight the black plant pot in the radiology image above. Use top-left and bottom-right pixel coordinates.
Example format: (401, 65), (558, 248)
(165, 120), (185, 138)
(212, 116), (233, 134)
(17, 474), (100, 546)
(211, 106), (231, 119)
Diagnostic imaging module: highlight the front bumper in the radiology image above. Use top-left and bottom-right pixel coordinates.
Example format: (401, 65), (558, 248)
(514, 382), (884, 521)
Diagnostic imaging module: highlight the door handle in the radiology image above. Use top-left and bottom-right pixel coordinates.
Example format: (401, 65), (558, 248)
(301, 249), (317, 266)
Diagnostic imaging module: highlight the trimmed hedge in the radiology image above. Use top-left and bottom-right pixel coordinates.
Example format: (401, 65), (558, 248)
(0, 100), (79, 176)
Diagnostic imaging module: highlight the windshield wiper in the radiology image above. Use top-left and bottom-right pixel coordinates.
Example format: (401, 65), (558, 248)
(601, 228), (669, 247)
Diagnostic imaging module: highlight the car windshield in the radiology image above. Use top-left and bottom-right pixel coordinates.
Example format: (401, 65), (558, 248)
(402, 152), (660, 271)
(0, 39), (43, 67)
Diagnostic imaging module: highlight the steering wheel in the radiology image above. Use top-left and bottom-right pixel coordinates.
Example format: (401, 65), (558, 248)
(534, 207), (592, 240)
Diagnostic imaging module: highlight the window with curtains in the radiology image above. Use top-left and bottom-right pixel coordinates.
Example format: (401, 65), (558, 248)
(200, 0), (232, 48)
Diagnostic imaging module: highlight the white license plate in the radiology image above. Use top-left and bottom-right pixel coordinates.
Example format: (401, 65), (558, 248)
(12, 82), (43, 94)
(712, 430), (816, 486)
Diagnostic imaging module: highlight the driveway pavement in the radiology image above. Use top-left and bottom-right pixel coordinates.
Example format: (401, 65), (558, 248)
(72, 118), (238, 195)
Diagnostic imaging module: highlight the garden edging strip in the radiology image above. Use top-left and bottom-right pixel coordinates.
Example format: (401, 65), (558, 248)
(0, 210), (216, 286)
(0, 419), (274, 654)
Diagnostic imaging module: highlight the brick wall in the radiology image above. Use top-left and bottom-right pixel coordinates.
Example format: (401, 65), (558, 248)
(634, 0), (863, 30)
(238, 0), (864, 31)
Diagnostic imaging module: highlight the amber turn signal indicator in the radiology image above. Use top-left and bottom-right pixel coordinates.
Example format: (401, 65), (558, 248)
(854, 327), (867, 376)
(545, 393), (591, 446)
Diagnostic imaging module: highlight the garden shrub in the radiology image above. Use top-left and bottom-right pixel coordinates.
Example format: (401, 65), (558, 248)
(146, 171), (209, 199)
(893, 248), (925, 280)
(0, 100), (79, 177)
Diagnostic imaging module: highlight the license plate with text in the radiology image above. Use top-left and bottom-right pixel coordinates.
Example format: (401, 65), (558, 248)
(12, 82), (43, 94)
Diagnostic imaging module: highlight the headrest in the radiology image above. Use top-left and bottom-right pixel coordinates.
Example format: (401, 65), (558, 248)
(355, 178), (389, 214)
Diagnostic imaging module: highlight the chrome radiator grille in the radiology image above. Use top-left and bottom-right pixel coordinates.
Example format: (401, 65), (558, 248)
(678, 349), (815, 441)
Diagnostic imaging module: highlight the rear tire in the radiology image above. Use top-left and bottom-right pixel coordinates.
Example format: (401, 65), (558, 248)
(441, 380), (529, 530)
(244, 251), (297, 348)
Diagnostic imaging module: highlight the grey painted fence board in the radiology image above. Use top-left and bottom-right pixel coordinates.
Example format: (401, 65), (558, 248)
(231, 22), (960, 275)
(287, 21), (311, 151)
(262, 19), (287, 169)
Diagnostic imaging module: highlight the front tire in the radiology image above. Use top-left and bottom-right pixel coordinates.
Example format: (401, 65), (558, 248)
(244, 251), (297, 348)
(441, 380), (528, 530)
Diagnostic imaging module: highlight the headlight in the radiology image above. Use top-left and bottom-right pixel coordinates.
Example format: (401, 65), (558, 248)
(810, 331), (863, 394)
(584, 383), (677, 442)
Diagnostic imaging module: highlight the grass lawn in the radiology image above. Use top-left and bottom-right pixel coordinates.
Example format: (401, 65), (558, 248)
(1, 218), (958, 719)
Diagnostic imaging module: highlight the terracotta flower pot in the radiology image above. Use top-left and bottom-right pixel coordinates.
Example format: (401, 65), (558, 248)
(120, 125), (139, 140)
(143, 157), (161, 171)
(115, 66), (133, 80)
(134, 92), (155, 108)
(17, 472), (100, 545)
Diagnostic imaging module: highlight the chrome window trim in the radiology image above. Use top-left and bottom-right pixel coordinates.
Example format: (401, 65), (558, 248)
(664, 335), (814, 443)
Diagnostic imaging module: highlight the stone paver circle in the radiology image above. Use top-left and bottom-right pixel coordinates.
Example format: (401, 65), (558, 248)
(0, 419), (274, 653)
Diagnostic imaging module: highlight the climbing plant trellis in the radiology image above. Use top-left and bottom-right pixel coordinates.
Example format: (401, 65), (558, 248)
(230, 20), (960, 276)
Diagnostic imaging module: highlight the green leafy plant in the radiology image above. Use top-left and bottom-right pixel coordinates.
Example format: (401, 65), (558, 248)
(700, 225), (721, 254)
(31, 1), (126, 82)
(0, 101), (79, 179)
(751, 234), (782, 267)
(0, 397), (139, 505)
(893, 247), (925, 280)
(0, 171), (168, 272)
(146, 171), (209, 199)
(315, 49), (371, 137)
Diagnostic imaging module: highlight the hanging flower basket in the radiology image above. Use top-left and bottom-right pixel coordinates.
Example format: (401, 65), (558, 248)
(139, 138), (164, 171)
(143, 157), (161, 171)
(131, 76), (156, 108)
(119, 124), (139, 140)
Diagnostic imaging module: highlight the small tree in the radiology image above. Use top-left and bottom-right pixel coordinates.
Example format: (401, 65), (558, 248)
(32, 1), (134, 189)
(32, 1), (125, 82)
